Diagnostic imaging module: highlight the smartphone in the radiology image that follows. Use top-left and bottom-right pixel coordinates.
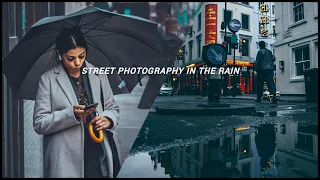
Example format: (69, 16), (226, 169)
(84, 102), (99, 110)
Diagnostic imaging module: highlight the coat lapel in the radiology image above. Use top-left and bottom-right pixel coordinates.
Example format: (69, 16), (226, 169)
(55, 63), (78, 106)
(85, 61), (101, 105)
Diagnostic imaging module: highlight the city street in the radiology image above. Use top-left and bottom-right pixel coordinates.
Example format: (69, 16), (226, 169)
(118, 95), (318, 178)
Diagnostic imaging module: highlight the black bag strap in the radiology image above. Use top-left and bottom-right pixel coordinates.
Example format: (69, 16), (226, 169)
(99, 76), (121, 177)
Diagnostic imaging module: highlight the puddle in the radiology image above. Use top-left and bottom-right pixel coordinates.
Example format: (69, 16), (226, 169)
(118, 123), (318, 178)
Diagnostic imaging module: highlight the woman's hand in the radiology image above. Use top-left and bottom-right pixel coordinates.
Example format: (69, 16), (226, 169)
(90, 116), (111, 131)
(73, 105), (96, 118)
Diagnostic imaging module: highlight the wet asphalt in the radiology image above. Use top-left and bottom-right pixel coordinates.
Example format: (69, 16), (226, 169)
(118, 95), (318, 178)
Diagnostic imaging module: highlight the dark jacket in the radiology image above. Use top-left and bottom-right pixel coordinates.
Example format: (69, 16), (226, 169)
(254, 48), (274, 71)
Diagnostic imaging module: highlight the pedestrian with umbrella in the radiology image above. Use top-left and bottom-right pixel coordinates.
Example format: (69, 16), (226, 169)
(2, 6), (168, 178)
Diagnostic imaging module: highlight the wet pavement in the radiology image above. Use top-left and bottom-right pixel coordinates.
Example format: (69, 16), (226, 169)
(118, 98), (318, 178)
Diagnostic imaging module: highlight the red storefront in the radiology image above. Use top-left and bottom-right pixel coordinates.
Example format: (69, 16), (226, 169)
(177, 60), (254, 94)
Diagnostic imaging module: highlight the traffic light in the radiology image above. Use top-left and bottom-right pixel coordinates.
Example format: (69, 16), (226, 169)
(239, 39), (243, 52)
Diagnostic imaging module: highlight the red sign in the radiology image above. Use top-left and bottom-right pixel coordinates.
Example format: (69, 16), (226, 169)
(205, 4), (217, 45)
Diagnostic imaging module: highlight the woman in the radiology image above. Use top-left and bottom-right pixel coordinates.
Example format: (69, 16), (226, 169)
(33, 28), (121, 178)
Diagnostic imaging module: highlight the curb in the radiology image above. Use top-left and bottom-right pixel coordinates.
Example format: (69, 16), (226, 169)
(155, 105), (256, 116)
(214, 97), (307, 103)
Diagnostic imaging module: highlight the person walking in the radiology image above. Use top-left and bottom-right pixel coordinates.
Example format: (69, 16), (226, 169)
(253, 41), (277, 104)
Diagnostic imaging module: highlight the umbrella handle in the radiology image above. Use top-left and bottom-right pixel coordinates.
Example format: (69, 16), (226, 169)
(88, 124), (104, 143)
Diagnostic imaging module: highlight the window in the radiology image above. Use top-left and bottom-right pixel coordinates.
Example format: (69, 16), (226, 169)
(198, 13), (201, 31)
(241, 14), (249, 30)
(293, 2), (304, 22)
(294, 45), (310, 76)
(296, 133), (313, 153)
(197, 35), (202, 58)
(189, 26), (193, 38)
(272, 4), (275, 15)
(224, 10), (232, 26)
(241, 38), (249, 56)
(188, 40), (193, 61)
(242, 2), (249, 5)
(272, 25), (276, 37)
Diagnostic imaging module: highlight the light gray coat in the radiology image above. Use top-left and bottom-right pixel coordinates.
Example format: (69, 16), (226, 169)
(33, 61), (121, 178)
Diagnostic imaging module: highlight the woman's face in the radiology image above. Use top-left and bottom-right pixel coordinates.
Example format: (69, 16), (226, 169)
(60, 47), (86, 74)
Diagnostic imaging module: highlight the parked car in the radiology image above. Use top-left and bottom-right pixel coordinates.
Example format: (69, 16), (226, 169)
(158, 83), (174, 96)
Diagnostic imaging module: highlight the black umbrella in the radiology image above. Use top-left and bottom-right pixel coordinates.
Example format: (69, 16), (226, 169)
(2, 6), (168, 100)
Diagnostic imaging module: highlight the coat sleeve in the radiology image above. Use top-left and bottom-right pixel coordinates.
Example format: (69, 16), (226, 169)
(254, 51), (261, 71)
(33, 74), (81, 135)
(100, 75), (120, 131)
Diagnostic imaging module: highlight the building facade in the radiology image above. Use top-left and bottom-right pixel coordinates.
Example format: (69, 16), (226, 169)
(273, 2), (318, 95)
(174, 2), (255, 94)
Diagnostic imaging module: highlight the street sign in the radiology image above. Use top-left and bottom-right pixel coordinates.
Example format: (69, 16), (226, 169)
(228, 19), (241, 32)
(202, 44), (227, 67)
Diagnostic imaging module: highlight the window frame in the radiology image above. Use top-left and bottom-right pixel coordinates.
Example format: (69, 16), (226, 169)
(241, 13), (250, 30)
(292, 2), (304, 23)
(223, 9), (233, 29)
(293, 44), (311, 77)
(196, 34), (202, 58)
(241, 37), (250, 57)
(197, 13), (201, 31)
(188, 40), (193, 61)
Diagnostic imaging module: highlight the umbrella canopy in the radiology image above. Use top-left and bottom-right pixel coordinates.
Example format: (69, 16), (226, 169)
(2, 6), (169, 100)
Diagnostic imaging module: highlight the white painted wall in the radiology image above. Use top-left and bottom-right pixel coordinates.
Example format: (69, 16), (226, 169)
(274, 2), (318, 94)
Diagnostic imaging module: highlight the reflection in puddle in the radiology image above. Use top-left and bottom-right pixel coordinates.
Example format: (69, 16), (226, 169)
(118, 123), (318, 178)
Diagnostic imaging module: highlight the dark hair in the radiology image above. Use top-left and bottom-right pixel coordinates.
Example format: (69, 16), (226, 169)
(55, 27), (87, 59)
(259, 41), (266, 49)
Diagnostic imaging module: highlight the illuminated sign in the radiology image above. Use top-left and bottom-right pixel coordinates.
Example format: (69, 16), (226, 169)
(259, 3), (270, 37)
(226, 60), (253, 67)
(205, 4), (217, 44)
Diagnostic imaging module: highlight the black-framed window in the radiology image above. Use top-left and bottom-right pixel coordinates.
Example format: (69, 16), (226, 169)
(294, 45), (310, 76)
(197, 35), (202, 58)
(241, 14), (249, 30)
(293, 2), (304, 22)
(189, 26), (193, 38)
(224, 10), (232, 26)
(241, 38), (249, 56)
(198, 13), (201, 31)
(188, 40), (193, 61)
(181, 45), (186, 64)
